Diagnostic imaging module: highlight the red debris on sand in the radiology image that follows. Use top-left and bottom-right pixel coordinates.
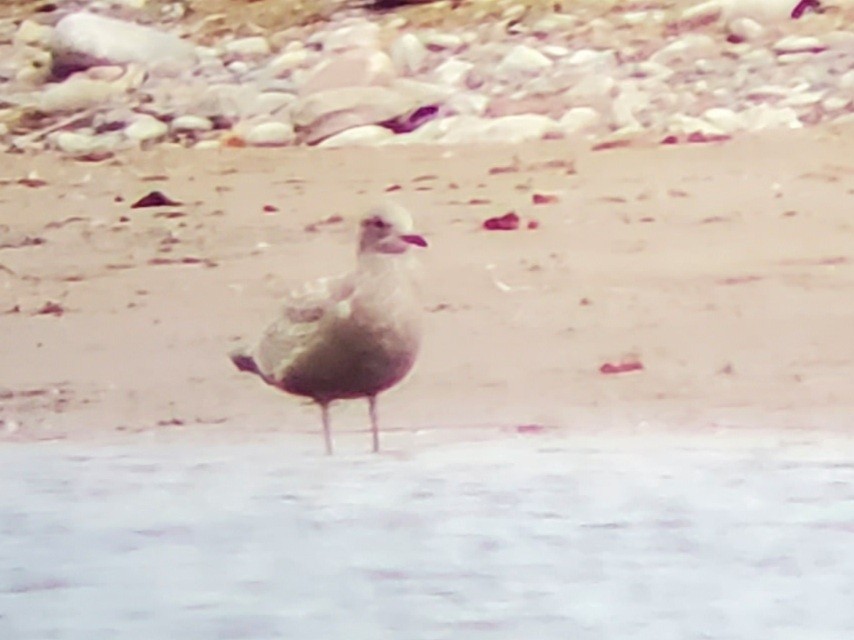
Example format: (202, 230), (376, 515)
(385, 184), (402, 192)
(131, 191), (182, 208)
(527, 219), (540, 229)
(661, 135), (679, 145)
(687, 132), (731, 144)
(532, 193), (559, 205)
(262, 204), (278, 213)
(599, 360), (644, 375)
(516, 424), (546, 434)
(791, 0), (820, 19)
(483, 212), (520, 230)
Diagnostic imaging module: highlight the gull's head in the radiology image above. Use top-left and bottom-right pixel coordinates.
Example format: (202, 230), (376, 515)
(359, 202), (428, 255)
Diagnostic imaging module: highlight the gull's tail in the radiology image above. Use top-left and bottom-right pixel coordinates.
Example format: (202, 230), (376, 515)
(229, 347), (261, 376)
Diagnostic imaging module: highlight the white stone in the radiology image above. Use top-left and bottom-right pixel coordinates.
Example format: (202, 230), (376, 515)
(433, 58), (474, 86)
(14, 19), (53, 47)
(300, 50), (395, 94)
(564, 75), (616, 102)
(224, 36), (271, 58)
(702, 107), (743, 131)
(839, 70), (854, 89)
(441, 114), (560, 144)
(742, 104), (803, 130)
(727, 17), (765, 41)
(247, 92), (296, 118)
(669, 114), (726, 136)
(531, 14), (578, 34)
(170, 115), (214, 132)
(445, 92), (489, 116)
(193, 140), (221, 150)
(559, 107), (601, 134)
(292, 86), (430, 143)
(422, 32), (463, 51)
(631, 62), (674, 80)
(390, 33), (428, 76)
(566, 49), (616, 68)
(125, 114), (168, 141)
(51, 12), (196, 76)
(317, 125), (394, 148)
(496, 45), (553, 78)
(823, 97), (851, 112)
(773, 36), (827, 55)
(723, 0), (808, 23)
(680, 0), (723, 24)
(244, 121), (295, 146)
(322, 21), (380, 52)
(781, 91), (826, 107)
(268, 49), (309, 76)
(650, 35), (715, 65)
(40, 78), (125, 112)
(54, 131), (121, 154)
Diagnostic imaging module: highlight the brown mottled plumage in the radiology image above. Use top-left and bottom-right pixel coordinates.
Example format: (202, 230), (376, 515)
(230, 202), (426, 454)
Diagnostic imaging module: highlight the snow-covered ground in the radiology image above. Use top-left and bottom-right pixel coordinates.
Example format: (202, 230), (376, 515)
(1, 429), (853, 639)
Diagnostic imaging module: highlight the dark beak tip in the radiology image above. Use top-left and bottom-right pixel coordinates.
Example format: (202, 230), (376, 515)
(402, 234), (428, 248)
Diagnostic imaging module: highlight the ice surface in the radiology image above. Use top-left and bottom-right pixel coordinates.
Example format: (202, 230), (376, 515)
(1, 432), (852, 639)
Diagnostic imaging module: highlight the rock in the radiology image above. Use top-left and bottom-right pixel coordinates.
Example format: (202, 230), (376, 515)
(727, 17), (765, 42)
(669, 114), (726, 136)
(250, 92), (297, 118)
(40, 77), (126, 112)
(125, 114), (168, 141)
(391, 33), (428, 76)
(54, 131), (121, 154)
(564, 75), (616, 103)
(14, 19), (53, 47)
(433, 58), (474, 86)
(320, 20), (380, 52)
(781, 91), (825, 107)
(51, 12), (196, 78)
(495, 45), (553, 79)
(559, 107), (601, 134)
(742, 104), (802, 130)
(268, 49), (309, 76)
(650, 35), (715, 66)
(244, 121), (295, 147)
(292, 86), (430, 144)
(823, 97), (851, 112)
(773, 36), (827, 55)
(299, 50), (394, 95)
(440, 114), (561, 144)
(723, 0), (807, 23)
(317, 125), (394, 148)
(422, 32), (464, 51)
(223, 36), (270, 58)
(170, 115), (214, 132)
(703, 107), (743, 131)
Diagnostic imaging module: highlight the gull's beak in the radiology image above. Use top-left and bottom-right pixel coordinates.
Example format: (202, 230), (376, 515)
(401, 234), (428, 248)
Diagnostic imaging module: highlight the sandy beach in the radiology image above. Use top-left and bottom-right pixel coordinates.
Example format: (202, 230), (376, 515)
(2, 123), (854, 637)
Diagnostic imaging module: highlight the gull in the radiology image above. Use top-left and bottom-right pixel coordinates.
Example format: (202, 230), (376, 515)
(229, 202), (427, 454)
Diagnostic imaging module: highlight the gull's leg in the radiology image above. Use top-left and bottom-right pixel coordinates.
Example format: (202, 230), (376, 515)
(368, 395), (380, 453)
(320, 401), (333, 455)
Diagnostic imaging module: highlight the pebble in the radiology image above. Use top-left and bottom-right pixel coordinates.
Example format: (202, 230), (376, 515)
(0, 1), (848, 154)
(268, 49), (309, 76)
(14, 19), (53, 47)
(317, 125), (394, 148)
(727, 17), (765, 42)
(125, 115), (168, 142)
(40, 78), (125, 113)
(559, 107), (601, 134)
(224, 36), (271, 58)
(244, 121), (295, 147)
(773, 36), (827, 55)
(170, 115), (214, 133)
(50, 12), (196, 77)
(391, 33), (428, 76)
(54, 131), (121, 154)
(495, 45), (553, 78)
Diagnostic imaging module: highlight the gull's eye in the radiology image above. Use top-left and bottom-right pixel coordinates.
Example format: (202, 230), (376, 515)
(371, 217), (389, 229)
